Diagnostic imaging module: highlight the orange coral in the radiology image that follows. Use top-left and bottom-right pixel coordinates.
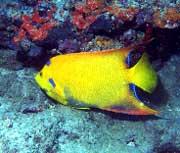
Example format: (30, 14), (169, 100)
(153, 10), (164, 28)
(71, 0), (105, 30)
(72, 1), (180, 30)
(72, 10), (98, 30)
(153, 8), (180, 28)
(13, 6), (57, 43)
(71, 0), (139, 30)
(86, 0), (104, 11)
(165, 8), (180, 22)
(106, 6), (138, 21)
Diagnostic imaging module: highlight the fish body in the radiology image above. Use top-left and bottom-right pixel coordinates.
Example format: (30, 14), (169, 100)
(35, 48), (158, 115)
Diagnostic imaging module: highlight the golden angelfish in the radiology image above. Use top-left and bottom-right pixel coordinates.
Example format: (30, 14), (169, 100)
(35, 48), (158, 115)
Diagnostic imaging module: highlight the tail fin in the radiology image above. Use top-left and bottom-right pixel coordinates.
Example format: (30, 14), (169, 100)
(128, 53), (157, 93)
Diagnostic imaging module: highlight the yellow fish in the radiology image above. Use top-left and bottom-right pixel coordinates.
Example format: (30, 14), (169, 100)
(35, 48), (158, 115)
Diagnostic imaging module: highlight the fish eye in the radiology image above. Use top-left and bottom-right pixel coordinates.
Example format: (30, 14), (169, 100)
(125, 50), (143, 68)
(40, 72), (43, 77)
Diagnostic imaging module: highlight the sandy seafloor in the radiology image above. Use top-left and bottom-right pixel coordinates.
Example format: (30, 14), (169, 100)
(0, 49), (179, 153)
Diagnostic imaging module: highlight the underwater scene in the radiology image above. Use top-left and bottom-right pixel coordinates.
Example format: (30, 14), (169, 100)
(0, 0), (180, 153)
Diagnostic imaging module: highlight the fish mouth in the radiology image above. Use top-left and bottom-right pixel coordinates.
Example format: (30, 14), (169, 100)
(35, 73), (52, 94)
(35, 73), (46, 90)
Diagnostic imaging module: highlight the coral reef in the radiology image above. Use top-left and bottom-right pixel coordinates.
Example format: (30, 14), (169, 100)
(153, 8), (180, 29)
(71, 0), (139, 30)
(0, 0), (179, 67)
(71, 0), (106, 30)
(71, 0), (180, 30)
(13, 4), (57, 43)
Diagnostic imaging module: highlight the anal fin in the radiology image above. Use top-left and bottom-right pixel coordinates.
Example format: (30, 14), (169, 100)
(103, 94), (159, 115)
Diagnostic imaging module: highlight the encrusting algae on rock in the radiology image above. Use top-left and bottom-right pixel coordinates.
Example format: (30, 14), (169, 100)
(35, 47), (158, 115)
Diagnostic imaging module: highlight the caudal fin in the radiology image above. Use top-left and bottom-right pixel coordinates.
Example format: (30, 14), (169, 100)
(128, 53), (157, 93)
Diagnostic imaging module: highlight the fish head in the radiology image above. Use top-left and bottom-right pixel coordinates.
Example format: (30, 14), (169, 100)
(35, 60), (54, 94)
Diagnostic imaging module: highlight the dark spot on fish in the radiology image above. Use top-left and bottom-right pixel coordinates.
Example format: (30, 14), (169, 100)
(129, 84), (157, 109)
(129, 83), (141, 101)
(68, 97), (89, 108)
(126, 50), (132, 67)
(64, 87), (96, 108)
(107, 105), (138, 114)
(40, 72), (43, 77)
(42, 88), (48, 93)
(48, 78), (56, 88)
(125, 50), (142, 68)
(46, 60), (51, 66)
